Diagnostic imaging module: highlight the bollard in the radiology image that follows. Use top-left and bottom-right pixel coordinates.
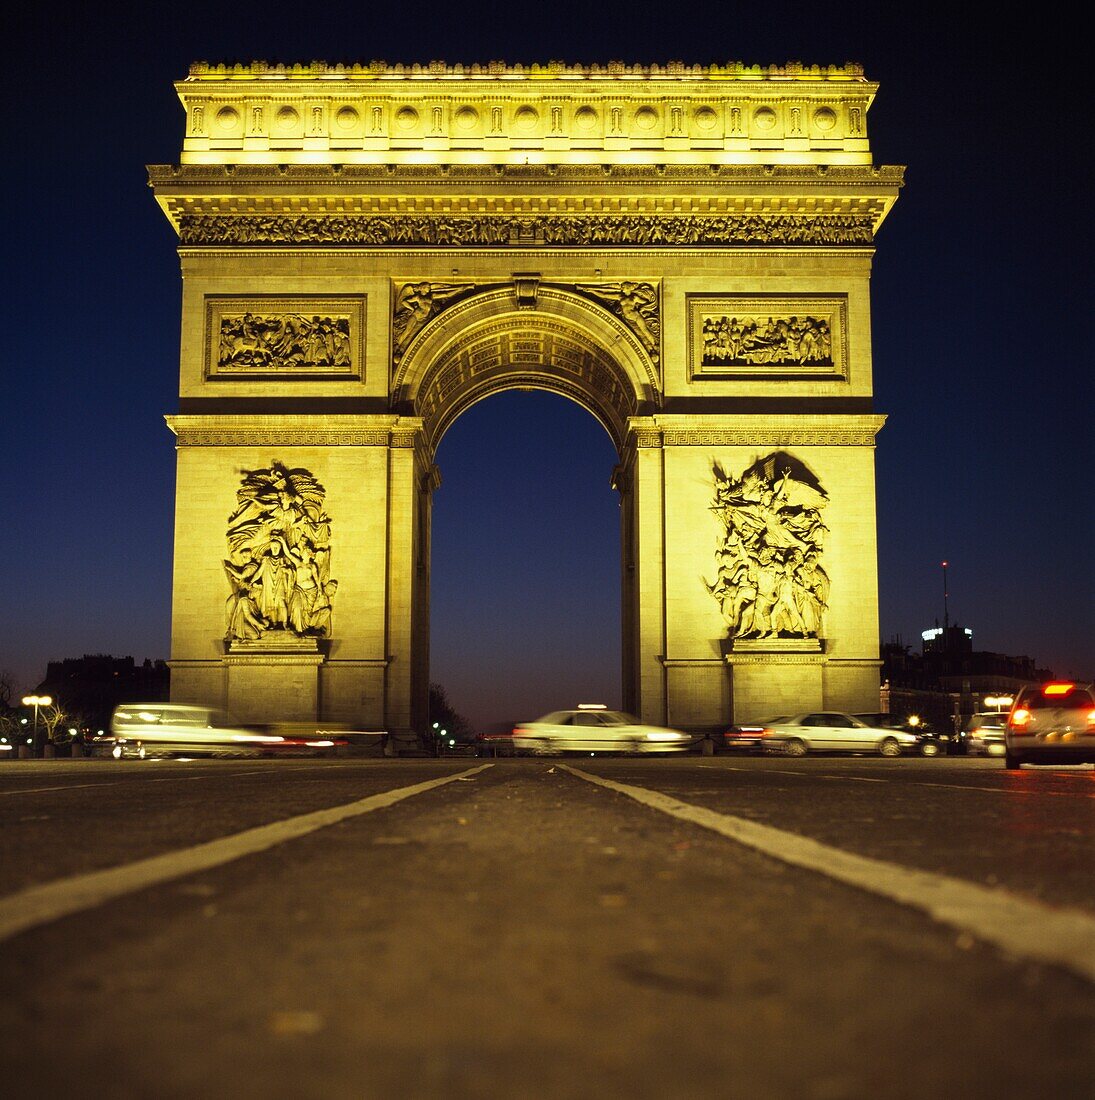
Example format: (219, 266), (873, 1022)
(702, 736), (715, 756)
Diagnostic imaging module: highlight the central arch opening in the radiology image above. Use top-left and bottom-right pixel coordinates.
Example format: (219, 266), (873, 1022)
(429, 389), (622, 737)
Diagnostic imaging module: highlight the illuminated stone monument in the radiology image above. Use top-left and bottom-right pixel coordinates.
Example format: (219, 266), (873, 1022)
(150, 59), (902, 744)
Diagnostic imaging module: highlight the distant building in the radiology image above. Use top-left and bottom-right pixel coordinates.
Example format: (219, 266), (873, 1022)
(880, 626), (1053, 731)
(36, 655), (169, 732)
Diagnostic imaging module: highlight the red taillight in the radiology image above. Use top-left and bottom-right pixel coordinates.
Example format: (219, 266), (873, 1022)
(1087, 709), (1095, 730)
(1043, 682), (1074, 696)
(511, 727), (528, 738)
(1009, 708), (1032, 732)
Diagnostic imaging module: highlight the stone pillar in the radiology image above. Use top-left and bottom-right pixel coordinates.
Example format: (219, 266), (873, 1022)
(628, 427), (667, 725)
(385, 424), (424, 750)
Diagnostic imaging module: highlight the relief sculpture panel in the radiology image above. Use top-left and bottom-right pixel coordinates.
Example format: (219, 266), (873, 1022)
(224, 462), (337, 641)
(688, 296), (846, 379)
(205, 297), (365, 379)
(707, 452), (830, 642)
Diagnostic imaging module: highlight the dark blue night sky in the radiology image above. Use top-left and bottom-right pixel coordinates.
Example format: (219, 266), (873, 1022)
(4, 3), (1089, 731)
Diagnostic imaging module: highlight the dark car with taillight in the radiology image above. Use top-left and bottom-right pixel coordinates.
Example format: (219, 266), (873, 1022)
(719, 719), (785, 753)
(1004, 681), (1095, 769)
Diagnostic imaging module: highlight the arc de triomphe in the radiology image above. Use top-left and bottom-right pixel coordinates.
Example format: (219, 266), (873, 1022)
(150, 60), (902, 747)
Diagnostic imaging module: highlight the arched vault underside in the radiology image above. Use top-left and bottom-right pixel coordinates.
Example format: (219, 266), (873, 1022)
(392, 287), (661, 454)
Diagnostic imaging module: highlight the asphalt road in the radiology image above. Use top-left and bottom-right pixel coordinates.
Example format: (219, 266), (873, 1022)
(0, 755), (1091, 1099)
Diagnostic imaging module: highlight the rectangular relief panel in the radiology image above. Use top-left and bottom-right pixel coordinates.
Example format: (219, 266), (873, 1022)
(205, 296), (366, 381)
(687, 295), (847, 380)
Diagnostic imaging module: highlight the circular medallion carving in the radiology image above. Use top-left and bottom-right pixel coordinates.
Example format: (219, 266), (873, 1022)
(395, 106), (419, 130)
(634, 106), (658, 131)
(514, 106), (539, 131)
(335, 106), (359, 130)
(454, 106), (479, 130)
(753, 106), (777, 130)
(813, 106), (837, 131)
(275, 106), (299, 128)
(574, 106), (598, 131)
(693, 106), (718, 130)
(216, 106), (240, 129)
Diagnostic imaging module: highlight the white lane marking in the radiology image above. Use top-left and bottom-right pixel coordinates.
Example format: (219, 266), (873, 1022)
(1, 762), (370, 796)
(1, 783), (121, 796)
(561, 764), (1095, 984)
(916, 781), (1092, 798)
(0, 764), (493, 944)
(1, 769), (269, 796)
(742, 768), (1091, 798)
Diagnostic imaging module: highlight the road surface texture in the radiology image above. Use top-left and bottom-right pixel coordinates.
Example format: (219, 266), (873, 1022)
(0, 755), (1091, 1099)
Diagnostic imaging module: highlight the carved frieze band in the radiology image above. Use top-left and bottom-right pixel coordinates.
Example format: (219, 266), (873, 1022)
(179, 213), (874, 247)
(632, 430), (880, 447)
(174, 430), (393, 447)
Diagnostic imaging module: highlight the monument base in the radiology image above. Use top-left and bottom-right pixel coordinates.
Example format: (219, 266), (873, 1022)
(725, 641), (826, 723)
(224, 633), (324, 724)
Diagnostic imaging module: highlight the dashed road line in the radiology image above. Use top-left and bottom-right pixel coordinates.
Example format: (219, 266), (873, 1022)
(561, 763), (1095, 983)
(0, 764), (492, 943)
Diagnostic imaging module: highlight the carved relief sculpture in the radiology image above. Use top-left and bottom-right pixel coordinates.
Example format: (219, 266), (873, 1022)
(224, 462), (337, 641)
(575, 281), (661, 360)
(392, 281), (476, 358)
(701, 314), (832, 368)
(181, 213), (875, 248)
(707, 452), (830, 641)
(218, 312), (351, 371)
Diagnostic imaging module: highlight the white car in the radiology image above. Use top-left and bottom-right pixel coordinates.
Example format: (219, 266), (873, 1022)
(104, 703), (344, 759)
(966, 712), (1007, 756)
(759, 712), (921, 757)
(511, 707), (697, 755)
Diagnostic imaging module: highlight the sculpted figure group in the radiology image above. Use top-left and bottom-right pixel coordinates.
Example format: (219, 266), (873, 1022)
(224, 463), (337, 641)
(218, 312), (351, 370)
(182, 213), (874, 248)
(392, 282), (475, 357)
(708, 454), (830, 640)
(701, 314), (832, 367)
(577, 281), (660, 357)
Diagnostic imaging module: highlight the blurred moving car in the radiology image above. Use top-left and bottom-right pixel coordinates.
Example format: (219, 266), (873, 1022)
(511, 706), (697, 755)
(719, 719), (787, 753)
(101, 704), (346, 759)
(475, 723), (520, 757)
(1004, 682), (1095, 770)
(759, 712), (924, 757)
(853, 712), (951, 757)
(966, 712), (1008, 756)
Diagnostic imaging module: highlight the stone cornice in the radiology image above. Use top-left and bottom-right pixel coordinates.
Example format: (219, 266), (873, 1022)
(626, 413), (887, 448)
(149, 163), (903, 185)
(185, 60), (868, 82)
(149, 164), (902, 241)
(165, 414), (426, 447)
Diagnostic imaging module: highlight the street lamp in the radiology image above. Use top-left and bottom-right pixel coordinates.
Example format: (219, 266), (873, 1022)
(21, 695), (52, 757)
